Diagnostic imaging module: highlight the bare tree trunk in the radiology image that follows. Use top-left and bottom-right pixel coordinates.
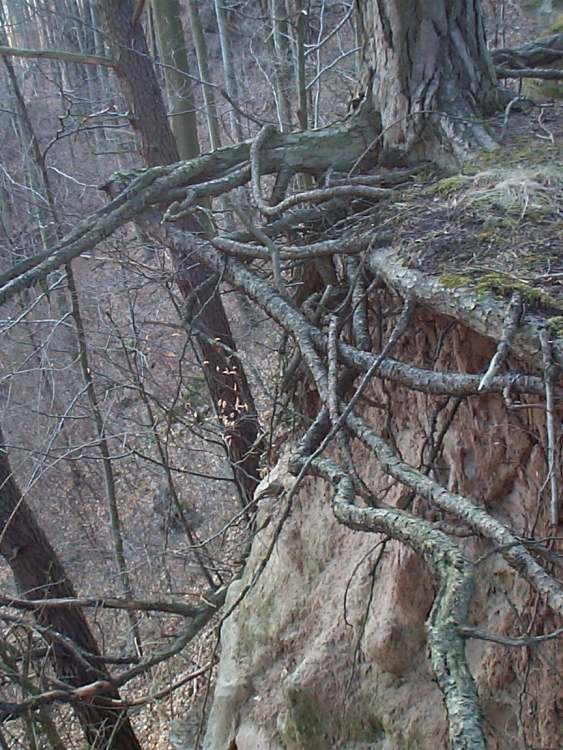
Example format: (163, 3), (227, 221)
(214, 0), (244, 141)
(270, 0), (294, 132)
(294, 2), (308, 131)
(67, 266), (144, 652)
(186, 0), (222, 151)
(356, 0), (498, 162)
(152, 0), (200, 160)
(99, 0), (261, 513)
(88, 0), (111, 94)
(0, 43), (57, 250)
(0, 429), (142, 750)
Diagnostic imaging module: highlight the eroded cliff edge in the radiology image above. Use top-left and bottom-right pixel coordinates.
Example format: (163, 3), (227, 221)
(203, 276), (562, 750)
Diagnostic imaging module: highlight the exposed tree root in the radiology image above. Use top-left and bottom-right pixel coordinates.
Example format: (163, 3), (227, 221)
(492, 32), (563, 78)
(367, 248), (563, 371)
(148, 225), (563, 617)
(290, 449), (485, 750)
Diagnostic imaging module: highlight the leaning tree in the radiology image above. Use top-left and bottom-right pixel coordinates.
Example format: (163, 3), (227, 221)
(0, 1), (562, 749)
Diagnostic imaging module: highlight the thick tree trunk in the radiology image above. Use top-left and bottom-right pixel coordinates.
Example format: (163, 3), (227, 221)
(356, 0), (499, 162)
(99, 0), (261, 512)
(270, 0), (294, 132)
(0, 429), (141, 750)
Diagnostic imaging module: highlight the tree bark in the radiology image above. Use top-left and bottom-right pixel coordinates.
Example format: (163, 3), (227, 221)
(0, 428), (142, 750)
(99, 0), (261, 512)
(356, 0), (499, 162)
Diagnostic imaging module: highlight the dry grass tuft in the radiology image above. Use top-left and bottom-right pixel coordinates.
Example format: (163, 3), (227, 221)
(461, 166), (563, 217)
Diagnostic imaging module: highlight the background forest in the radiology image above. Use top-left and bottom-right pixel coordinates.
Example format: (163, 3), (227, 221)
(0, 1), (562, 749)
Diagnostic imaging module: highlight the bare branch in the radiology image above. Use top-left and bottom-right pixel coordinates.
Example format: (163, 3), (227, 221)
(0, 594), (202, 618)
(0, 45), (114, 67)
(496, 66), (563, 80)
(479, 291), (523, 390)
(0, 681), (114, 723)
(0, 113), (378, 302)
(459, 625), (563, 647)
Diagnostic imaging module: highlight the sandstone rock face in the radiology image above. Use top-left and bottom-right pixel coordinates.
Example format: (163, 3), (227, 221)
(204, 310), (561, 750)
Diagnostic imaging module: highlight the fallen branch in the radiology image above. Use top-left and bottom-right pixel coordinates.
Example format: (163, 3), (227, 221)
(0, 109), (378, 304)
(496, 65), (563, 80)
(491, 33), (563, 69)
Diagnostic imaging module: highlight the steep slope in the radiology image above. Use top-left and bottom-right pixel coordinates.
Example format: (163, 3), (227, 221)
(204, 294), (562, 750)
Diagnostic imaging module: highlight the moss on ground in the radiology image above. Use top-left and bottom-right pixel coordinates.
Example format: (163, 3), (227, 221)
(549, 13), (563, 32)
(439, 273), (473, 289)
(547, 315), (563, 336)
(428, 175), (470, 197)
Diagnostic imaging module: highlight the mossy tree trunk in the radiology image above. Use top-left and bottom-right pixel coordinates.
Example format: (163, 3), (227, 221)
(356, 0), (499, 162)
